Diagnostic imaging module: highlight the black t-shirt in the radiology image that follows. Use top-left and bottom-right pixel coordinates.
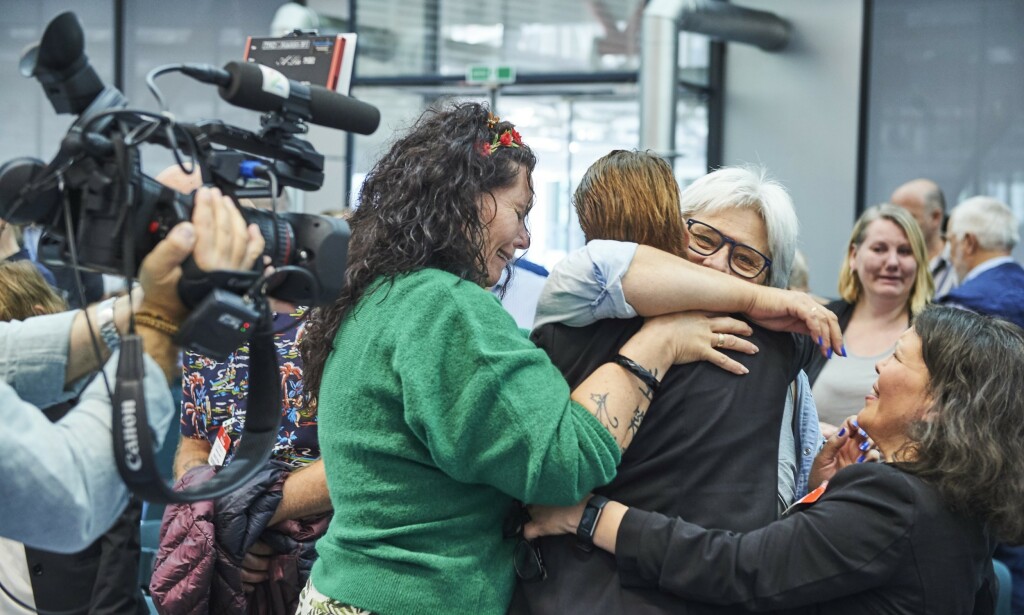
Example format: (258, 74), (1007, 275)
(512, 316), (802, 615)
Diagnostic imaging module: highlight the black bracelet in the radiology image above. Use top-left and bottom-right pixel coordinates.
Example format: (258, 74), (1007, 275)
(613, 354), (661, 393)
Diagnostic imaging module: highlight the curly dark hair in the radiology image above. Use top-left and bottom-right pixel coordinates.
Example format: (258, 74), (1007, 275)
(901, 306), (1024, 543)
(301, 102), (537, 402)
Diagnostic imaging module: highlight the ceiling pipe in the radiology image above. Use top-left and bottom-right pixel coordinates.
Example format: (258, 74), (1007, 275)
(640, 0), (790, 158)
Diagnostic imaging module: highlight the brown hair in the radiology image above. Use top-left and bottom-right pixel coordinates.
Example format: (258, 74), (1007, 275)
(574, 150), (686, 257)
(902, 306), (1024, 542)
(0, 261), (67, 320)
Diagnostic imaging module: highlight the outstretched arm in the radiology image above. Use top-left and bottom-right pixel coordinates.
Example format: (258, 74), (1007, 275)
(525, 466), (915, 611)
(538, 242), (842, 357)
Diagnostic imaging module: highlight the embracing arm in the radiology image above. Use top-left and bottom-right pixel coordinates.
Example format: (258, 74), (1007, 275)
(567, 311), (756, 449)
(537, 242), (842, 357)
(525, 465), (915, 610)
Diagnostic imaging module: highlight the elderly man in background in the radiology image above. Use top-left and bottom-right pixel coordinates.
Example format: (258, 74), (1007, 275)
(890, 178), (958, 298)
(939, 196), (1024, 328)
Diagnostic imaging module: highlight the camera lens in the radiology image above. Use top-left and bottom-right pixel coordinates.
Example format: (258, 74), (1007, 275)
(239, 206), (296, 266)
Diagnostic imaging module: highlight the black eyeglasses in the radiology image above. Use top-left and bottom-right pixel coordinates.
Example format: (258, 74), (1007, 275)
(686, 218), (773, 279)
(503, 501), (547, 582)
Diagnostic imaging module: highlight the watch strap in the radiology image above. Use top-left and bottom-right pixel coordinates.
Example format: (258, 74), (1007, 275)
(96, 297), (120, 351)
(575, 494), (610, 552)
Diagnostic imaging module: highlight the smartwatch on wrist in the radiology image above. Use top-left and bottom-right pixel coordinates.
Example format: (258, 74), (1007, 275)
(96, 297), (120, 351)
(575, 494), (610, 552)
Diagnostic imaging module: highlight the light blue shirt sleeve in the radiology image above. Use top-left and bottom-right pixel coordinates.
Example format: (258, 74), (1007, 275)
(533, 240), (640, 329)
(0, 311), (85, 407)
(0, 316), (174, 553)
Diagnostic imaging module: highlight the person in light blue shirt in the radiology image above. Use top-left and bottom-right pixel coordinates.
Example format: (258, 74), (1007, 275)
(0, 186), (265, 553)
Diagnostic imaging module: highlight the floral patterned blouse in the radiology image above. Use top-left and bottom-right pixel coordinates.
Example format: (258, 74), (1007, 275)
(180, 306), (317, 467)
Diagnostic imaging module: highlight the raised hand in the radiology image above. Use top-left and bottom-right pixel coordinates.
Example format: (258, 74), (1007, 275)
(809, 415), (883, 486)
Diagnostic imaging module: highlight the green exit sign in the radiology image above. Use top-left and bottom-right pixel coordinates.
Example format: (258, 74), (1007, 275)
(465, 65), (517, 84)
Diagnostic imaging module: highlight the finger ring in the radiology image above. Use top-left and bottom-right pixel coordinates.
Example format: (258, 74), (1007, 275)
(716, 333), (725, 348)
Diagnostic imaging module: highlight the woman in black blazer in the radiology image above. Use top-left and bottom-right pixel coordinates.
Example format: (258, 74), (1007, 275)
(525, 306), (1023, 615)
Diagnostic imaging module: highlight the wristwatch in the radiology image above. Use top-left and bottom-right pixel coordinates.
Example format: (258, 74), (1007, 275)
(575, 494), (610, 552)
(96, 297), (120, 351)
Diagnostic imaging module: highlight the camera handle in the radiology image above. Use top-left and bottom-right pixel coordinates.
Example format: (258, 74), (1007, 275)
(113, 307), (283, 503)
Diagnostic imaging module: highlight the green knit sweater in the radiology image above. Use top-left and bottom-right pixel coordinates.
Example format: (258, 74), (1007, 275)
(310, 269), (621, 614)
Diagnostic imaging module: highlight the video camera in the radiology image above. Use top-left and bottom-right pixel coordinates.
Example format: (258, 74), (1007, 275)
(0, 12), (380, 347)
(0, 11), (380, 504)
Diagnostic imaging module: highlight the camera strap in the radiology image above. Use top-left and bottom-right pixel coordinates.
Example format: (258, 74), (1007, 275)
(113, 316), (282, 503)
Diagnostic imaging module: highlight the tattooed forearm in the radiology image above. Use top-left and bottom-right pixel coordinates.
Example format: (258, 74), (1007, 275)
(627, 406), (646, 440)
(590, 391), (619, 431)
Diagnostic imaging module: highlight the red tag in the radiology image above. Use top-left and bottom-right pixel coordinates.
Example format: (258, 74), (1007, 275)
(797, 480), (829, 505)
(207, 426), (231, 466)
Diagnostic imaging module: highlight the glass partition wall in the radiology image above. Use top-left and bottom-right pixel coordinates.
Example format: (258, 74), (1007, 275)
(344, 0), (711, 266)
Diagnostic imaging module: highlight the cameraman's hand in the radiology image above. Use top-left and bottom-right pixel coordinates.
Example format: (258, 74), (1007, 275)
(135, 187), (263, 381)
(138, 186), (265, 323)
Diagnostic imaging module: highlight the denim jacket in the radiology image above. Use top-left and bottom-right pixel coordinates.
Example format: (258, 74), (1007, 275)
(0, 311), (173, 552)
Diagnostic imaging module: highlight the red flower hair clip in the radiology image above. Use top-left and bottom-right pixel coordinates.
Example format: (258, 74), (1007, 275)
(480, 128), (523, 156)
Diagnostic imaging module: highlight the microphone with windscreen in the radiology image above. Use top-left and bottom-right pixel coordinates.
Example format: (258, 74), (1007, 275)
(180, 61), (379, 135)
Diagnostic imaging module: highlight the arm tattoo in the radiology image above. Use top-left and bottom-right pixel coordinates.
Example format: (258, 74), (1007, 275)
(627, 406), (646, 440)
(590, 392), (619, 431)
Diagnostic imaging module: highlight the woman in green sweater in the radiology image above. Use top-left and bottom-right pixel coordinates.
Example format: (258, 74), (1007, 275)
(297, 102), (842, 615)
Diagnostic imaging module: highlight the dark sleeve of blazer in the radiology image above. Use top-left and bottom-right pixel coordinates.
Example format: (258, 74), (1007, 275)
(799, 299), (855, 385)
(615, 463), (917, 611)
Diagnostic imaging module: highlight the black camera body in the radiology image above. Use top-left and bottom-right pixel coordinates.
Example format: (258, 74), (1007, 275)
(0, 12), (366, 315)
(0, 11), (379, 504)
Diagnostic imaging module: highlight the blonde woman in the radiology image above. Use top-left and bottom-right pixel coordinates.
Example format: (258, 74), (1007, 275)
(808, 204), (933, 436)
(0, 261), (66, 320)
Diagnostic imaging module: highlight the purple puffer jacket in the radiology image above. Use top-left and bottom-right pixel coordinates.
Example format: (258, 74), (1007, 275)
(149, 461), (331, 615)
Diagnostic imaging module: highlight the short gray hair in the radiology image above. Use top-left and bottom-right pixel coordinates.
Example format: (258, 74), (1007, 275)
(948, 196), (1019, 251)
(680, 166), (799, 289)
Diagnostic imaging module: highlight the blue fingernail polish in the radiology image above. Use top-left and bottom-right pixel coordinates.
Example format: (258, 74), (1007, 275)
(837, 428), (846, 437)
(827, 348), (833, 359)
(856, 454), (866, 463)
(859, 429), (868, 438)
(851, 418), (860, 427)
(818, 336), (823, 346)
(859, 441), (870, 451)
(841, 345), (848, 357)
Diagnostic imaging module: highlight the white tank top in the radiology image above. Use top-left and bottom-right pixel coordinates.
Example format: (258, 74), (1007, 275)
(812, 344), (893, 427)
